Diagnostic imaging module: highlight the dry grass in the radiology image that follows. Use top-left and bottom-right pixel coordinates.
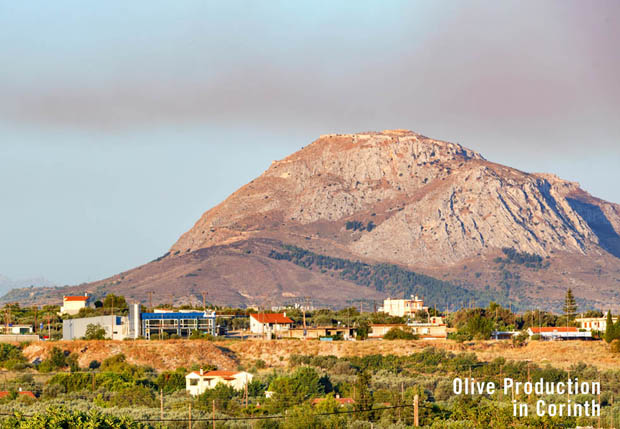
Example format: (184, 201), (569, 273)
(22, 340), (238, 371)
(224, 339), (620, 370)
(19, 339), (620, 372)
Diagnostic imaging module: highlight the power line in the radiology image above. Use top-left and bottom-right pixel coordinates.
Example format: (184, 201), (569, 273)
(0, 403), (432, 422)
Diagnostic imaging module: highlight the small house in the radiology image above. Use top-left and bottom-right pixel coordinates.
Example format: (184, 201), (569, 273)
(59, 294), (90, 315)
(249, 313), (293, 337)
(527, 327), (591, 341)
(575, 314), (618, 332)
(185, 369), (253, 396)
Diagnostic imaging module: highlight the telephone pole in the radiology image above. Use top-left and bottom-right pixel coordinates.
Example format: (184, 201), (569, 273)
(33, 306), (38, 334)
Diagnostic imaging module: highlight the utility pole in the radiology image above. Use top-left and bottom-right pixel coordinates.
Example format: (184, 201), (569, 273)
(399, 381), (404, 421)
(413, 394), (419, 427)
(148, 291), (154, 313)
(33, 306), (37, 334)
(188, 402), (192, 429)
(302, 298), (307, 339)
(160, 388), (164, 421)
(527, 362), (531, 402)
(212, 399), (216, 429)
(111, 298), (115, 340)
(597, 377), (601, 429)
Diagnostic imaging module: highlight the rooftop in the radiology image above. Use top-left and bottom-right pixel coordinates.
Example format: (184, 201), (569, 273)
(63, 296), (88, 302)
(311, 397), (355, 406)
(141, 312), (215, 320)
(188, 370), (241, 378)
(530, 327), (578, 333)
(0, 391), (36, 399)
(250, 313), (294, 324)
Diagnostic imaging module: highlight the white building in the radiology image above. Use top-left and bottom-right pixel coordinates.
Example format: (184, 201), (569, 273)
(249, 313), (293, 337)
(379, 296), (427, 318)
(4, 325), (33, 335)
(63, 315), (128, 340)
(185, 370), (253, 396)
(527, 327), (591, 341)
(575, 314), (618, 332)
(59, 294), (90, 315)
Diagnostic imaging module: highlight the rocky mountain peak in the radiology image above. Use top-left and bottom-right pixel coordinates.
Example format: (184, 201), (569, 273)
(171, 130), (620, 269)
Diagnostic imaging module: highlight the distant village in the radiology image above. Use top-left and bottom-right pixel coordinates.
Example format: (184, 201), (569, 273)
(1, 291), (615, 345)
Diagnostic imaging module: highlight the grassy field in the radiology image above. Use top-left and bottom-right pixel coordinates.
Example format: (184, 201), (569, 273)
(20, 338), (620, 371)
(225, 339), (620, 370)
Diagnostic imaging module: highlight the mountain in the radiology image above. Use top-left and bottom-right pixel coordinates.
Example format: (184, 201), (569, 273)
(0, 275), (53, 296)
(4, 130), (620, 311)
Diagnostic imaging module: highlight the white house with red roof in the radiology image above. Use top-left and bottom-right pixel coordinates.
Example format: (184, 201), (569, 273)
(527, 326), (591, 340)
(185, 369), (253, 396)
(59, 294), (90, 315)
(249, 313), (293, 337)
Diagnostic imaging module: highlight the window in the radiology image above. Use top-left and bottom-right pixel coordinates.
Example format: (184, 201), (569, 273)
(190, 379), (198, 386)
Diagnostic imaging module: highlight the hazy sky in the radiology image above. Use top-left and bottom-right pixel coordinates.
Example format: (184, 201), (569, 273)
(1, 1), (619, 285)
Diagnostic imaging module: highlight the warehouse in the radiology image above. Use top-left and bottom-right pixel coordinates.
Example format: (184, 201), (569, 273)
(141, 311), (216, 339)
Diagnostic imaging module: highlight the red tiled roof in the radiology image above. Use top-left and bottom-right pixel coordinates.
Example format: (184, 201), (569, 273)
(311, 397), (355, 406)
(63, 296), (88, 302)
(0, 391), (36, 399)
(251, 313), (293, 324)
(370, 324), (408, 327)
(530, 327), (578, 333)
(189, 370), (241, 378)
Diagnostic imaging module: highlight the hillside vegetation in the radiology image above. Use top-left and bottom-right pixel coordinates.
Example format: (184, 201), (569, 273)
(269, 244), (504, 309)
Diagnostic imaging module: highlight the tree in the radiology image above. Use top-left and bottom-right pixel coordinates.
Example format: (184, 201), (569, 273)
(356, 319), (369, 340)
(563, 289), (577, 322)
(103, 294), (128, 313)
(383, 327), (418, 340)
(84, 323), (107, 340)
(354, 371), (373, 416)
(604, 311), (617, 343)
(268, 367), (325, 412)
(66, 353), (80, 372)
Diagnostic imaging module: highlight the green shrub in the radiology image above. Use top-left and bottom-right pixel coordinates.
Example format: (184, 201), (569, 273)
(84, 323), (107, 340)
(383, 327), (418, 340)
(3, 406), (150, 428)
(611, 339), (620, 354)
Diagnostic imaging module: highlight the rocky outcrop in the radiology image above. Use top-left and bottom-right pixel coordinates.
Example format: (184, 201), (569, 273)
(171, 130), (620, 267)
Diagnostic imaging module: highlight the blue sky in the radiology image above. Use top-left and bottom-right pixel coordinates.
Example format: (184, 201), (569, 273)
(1, 1), (619, 285)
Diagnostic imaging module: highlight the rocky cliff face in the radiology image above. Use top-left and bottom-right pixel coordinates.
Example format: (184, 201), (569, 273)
(171, 130), (620, 267)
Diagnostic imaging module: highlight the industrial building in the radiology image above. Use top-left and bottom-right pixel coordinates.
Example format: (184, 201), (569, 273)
(63, 315), (127, 340)
(141, 310), (216, 339)
(62, 304), (216, 340)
